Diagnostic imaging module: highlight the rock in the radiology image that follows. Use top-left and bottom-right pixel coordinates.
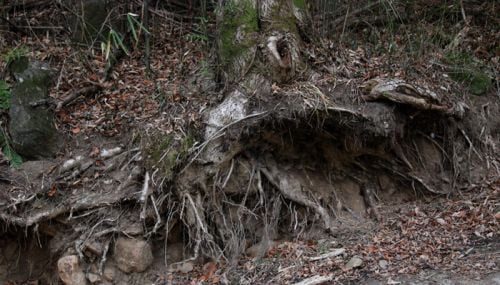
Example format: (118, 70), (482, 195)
(8, 58), (59, 159)
(113, 237), (153, 273)
(378, 259), (388, 269)
(57, 255), (87, 285)
(103, 263), (116, 281)
(86, 273), (100, 284)
(166, 242), (186, 263)
(345, 256), (363, 270)
(168, 261), (194, 273)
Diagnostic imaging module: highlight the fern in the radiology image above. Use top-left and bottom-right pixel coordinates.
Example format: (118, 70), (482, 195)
(3, 46), (28, 66)
(0, 128), (23, 168)
(0, 80), (10, 110)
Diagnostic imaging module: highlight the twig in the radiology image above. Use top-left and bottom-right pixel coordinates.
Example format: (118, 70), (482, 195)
(56, 85), (102, 110)
(148, 194), (162, 235)
(143, 0), (152, 76)
(99, 239), (111, 275)
(292, 274), (334, 285)
(139, 171), (151, 203)
(459, 0), (467, 23)
(308, 248), (345, 261)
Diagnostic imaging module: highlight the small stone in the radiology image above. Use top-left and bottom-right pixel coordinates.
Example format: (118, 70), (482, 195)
(436, 218), (447, 225)
(113, 237), (153, 273)
(169, 261), (194, 273)
(166, 242), (185, 263)
(86, 273), (100, 284)
(57, 255), (88, 285)
(103, 264), (116, 281)
(378, 259), (388, 269)
(345, 256), (363, 269)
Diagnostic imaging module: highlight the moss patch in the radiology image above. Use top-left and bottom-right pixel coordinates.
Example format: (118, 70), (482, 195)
(0, 80), (10, 110)
(219, 0), (259, 65)
(292, 0), (306, 11)
(144, 133), (194, 180)
(444, 52), (493, 95)
(268, 2), (299, 33)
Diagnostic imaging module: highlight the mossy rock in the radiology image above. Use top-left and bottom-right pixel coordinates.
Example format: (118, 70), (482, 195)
(8, 59), (60, 159)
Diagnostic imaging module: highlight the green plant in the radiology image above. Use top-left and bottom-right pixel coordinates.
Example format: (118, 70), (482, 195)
(101, 29), (129, 60)
(185, 32), (209, 43)
(3, 46), (29, 66)
(0, 80), (10, 110)
(444, 51), (493, 95)
(126, 12), (150, 45)
(0, 128), (22, 168)
(185, 16), (209, 44)
(100, 13), (150, 61)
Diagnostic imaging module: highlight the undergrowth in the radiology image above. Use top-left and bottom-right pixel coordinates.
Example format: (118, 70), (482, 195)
(0, 80), (23, 167)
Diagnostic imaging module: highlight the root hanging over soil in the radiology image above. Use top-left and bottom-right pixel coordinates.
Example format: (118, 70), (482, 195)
(0, 79), (497, 283)
(174, 80), (497, 260)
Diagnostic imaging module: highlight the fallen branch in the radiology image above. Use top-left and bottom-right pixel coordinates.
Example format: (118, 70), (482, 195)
(363, 90), (450, 113)
(292, 274), (334, 285)
(308, 248), (345, 261)
(56, 84), (102, 110)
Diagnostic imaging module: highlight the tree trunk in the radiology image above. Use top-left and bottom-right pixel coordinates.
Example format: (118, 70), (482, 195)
(218, 0), (308, 84)
(177, 0), (316, 260)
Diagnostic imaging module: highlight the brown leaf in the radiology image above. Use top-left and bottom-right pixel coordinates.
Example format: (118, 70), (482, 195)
(89, 146), (100, 157)
(47, 185), (57, 197)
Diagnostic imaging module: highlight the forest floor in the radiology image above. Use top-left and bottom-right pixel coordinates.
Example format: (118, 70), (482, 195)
(0, 2), (499, 284)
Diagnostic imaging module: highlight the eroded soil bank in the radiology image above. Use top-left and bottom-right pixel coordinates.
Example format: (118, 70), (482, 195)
(0, 1), (499, 284)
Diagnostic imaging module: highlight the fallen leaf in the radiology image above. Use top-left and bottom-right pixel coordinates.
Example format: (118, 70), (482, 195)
(436, 218), (447, 225)
(47, 185), (57, 197)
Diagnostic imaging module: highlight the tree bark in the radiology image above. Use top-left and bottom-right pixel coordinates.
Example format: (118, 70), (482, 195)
(217, 0), (308, 84)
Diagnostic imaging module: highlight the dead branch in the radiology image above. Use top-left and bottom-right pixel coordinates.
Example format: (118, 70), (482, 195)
(56, 84), (102, 110)
(0, 192), (132, 228)
(308, 248), (345, 261)
(363, 90), (450, 113)
(292, 274), (334, 285)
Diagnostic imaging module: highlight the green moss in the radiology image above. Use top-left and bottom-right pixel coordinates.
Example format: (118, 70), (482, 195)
(448, 69), (492, 95)
(267, 1), (299, 33)
(0, 80), (10, 110)
(145, 133), (194, 180)
(292, 0), (306, 11)
(445, 51), (474, 65)
(3, 46), (29, 66)
(444, 52), (492, 95)
(7, 56), (29, 74)
(220, 0), (259, 64)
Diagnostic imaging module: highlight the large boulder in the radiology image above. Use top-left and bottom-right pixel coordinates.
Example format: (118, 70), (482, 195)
(8, 58), (60, 159)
